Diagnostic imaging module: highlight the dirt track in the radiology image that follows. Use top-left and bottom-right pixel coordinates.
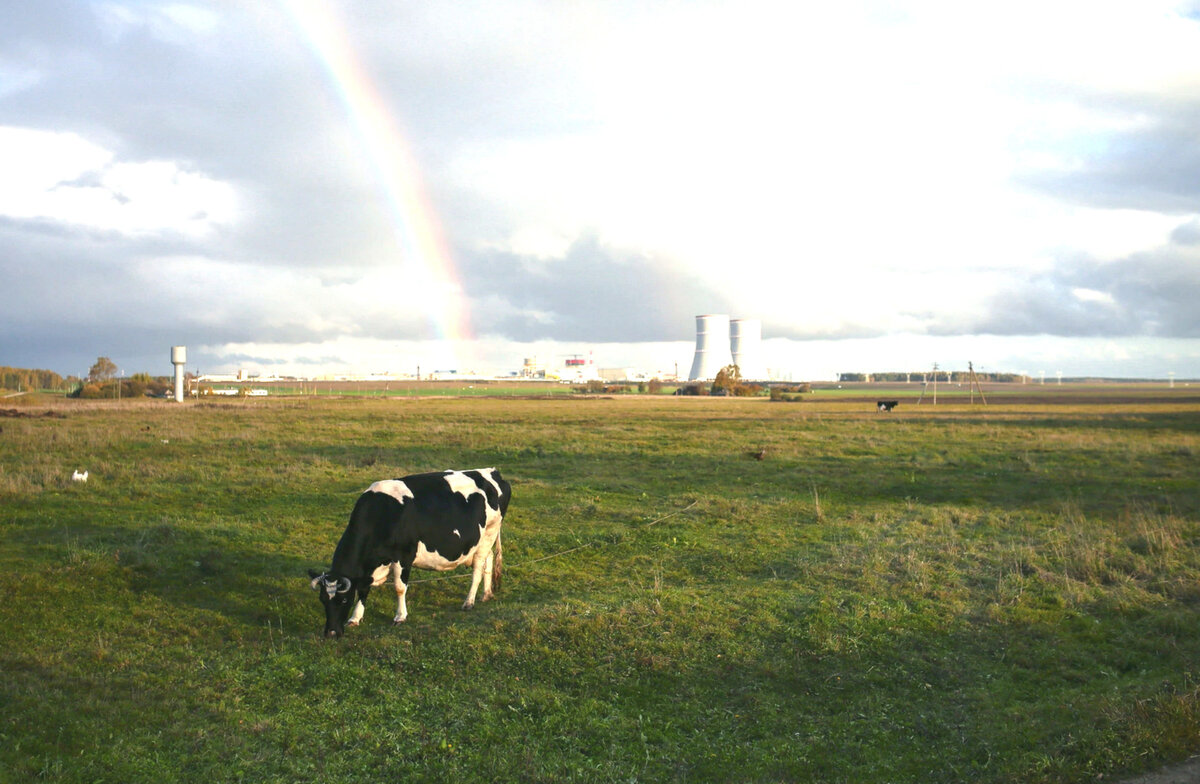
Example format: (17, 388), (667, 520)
(1120, 756), (1200, 783)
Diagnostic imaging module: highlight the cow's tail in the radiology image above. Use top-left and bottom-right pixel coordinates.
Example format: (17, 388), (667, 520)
(492, 529), (503, 593)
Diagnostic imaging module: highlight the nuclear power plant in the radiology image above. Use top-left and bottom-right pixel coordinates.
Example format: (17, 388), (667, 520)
(688, 314), (766, 381)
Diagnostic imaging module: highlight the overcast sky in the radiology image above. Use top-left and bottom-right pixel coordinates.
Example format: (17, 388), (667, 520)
(3, 1), (1200, 380)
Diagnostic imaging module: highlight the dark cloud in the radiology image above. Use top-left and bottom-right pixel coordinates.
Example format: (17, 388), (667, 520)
(459, 235), (736, 342)
(959, 242), (1200, 338)
(0, 212), (429, 378)
(1015, 90), (1200, 213)
(0, 3), (393, 269)
(1170, 219), (1200, 246)
(754, 229), (1200, 344)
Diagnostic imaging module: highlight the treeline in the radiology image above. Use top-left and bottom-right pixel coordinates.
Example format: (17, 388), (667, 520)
(0, 363), (177, 398)
(73, 373), (171, 399)
(575, 379), (667, 394)
(0, 366), (72, 392)
(838, 371), (1028, 383)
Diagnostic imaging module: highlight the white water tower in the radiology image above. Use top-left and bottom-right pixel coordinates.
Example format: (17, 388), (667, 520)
(171, 346), (186, 402)
(688, 314), (733, 381)
(730, 318), (767, 380)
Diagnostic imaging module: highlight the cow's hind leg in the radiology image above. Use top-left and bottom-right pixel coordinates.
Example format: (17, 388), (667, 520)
(491, 530), (502, 593)
(480, 548), (496, 602)
(479, 527), (503, 603)
(463, 551), (488, 610)
(481, 532), (505, 602)
(392, 562), (409, 624)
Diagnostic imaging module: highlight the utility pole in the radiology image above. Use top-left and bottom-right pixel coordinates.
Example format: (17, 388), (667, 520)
(968, 361), (988, 405)
(917, 363), (939, 405)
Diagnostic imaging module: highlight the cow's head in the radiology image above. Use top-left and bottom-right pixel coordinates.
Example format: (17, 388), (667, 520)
(308, 569), (355, 638)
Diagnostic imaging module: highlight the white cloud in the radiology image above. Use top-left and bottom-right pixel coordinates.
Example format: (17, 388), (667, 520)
(450, 2), (1199, 262)
(96, 2), (220, 43)
(1072, 288), (1116, 305)
(0, 126), (238, 237)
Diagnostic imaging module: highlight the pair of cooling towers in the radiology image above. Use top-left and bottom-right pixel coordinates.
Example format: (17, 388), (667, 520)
(688, 315), (766, 381)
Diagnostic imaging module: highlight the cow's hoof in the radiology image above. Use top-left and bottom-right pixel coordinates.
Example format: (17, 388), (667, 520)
(393, 616), (407, 625)
(347, 620), (359, 628)
(461, 601), (474, 611)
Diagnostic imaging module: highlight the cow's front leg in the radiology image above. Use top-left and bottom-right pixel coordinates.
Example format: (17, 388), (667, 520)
(348, 585), (370, 627)
(392, 562), (409, 624)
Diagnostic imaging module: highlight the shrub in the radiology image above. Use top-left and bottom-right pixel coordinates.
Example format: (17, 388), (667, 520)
(121, 379), (147, 398)
(674, 384), (709, 396)
(769, 386), (807, 403)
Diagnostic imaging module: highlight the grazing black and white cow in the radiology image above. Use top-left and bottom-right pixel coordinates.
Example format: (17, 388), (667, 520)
(308, 467), (511, 638)
(877, 400), (899, 412)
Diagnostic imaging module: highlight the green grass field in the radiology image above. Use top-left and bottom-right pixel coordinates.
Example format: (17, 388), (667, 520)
(2, 391), (1199, 782)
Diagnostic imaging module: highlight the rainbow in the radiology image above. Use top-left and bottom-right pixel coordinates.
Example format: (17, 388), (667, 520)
(278, 0), (473, 367)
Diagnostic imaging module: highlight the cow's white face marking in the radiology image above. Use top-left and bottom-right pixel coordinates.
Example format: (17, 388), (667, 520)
(312, 573), (351, 598)
(367, 479), (414, 505)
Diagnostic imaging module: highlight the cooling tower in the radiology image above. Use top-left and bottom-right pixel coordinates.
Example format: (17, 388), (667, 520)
(730, 318), (767, 380)
(688, 314), (733, 381)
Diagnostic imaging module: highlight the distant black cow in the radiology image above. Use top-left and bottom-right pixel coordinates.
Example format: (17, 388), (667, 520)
(877, 400), (899, 412)
(308, 468), (511, 638)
